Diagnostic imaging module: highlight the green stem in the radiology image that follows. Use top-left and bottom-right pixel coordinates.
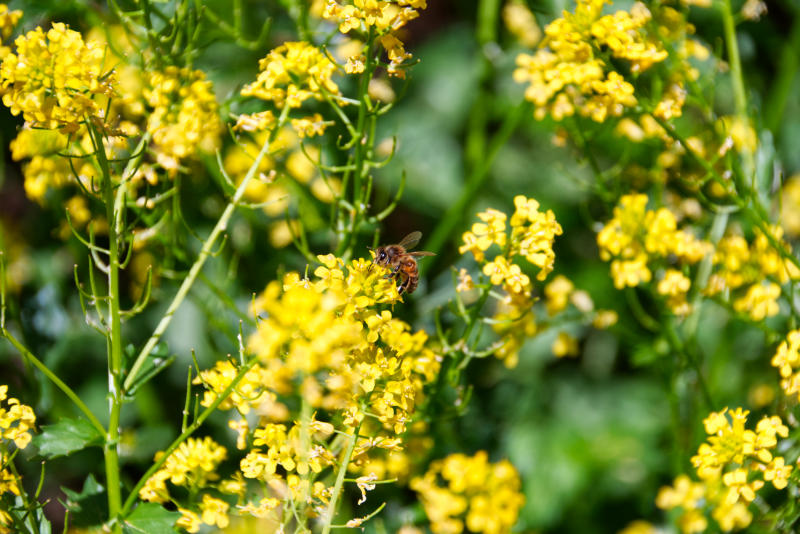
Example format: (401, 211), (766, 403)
(121, 357), (258, 515)
(720, 0), (747, 118)
(321, 422), (361, 534)
(336, 32), (375, 260)
(0, 329), (106, 437)
(88, 122), (124, 533)
(123, 104), (290, 392)
(719, 0), (754, 176)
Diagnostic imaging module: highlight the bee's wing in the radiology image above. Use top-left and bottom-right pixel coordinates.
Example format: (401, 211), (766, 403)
(408, 251), (436, 257)
(397, 231), (423, 250)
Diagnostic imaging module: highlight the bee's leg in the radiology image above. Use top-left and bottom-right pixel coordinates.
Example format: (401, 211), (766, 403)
(397, 276), (409, 294)
(383, 264), (402, 280)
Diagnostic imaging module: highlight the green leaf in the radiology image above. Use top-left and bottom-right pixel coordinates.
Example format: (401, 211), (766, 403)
(123, 503), (180, 534)
(34, 417), (104, 458)
(61, 474), (106, 527)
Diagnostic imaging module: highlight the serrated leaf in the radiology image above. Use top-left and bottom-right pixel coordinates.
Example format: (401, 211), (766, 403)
(123, 503), (180, 534)
(34, 417), (104, 458)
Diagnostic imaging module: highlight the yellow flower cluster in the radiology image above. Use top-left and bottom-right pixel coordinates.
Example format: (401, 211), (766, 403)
(241, 41), (338, 112)
(411, 451), (524, 534)
(144, 66), (222, 175)
(0, 384), (36, 529)
(706, 227), (797, 321)
(139, 436), (227, 504)
(323, 0), (427, 77)
(656, 408), (791, 533)
(459, 196), (563, 366)
(460, 195), (562, 283)
(513, 0), (667, 122)
(597, 194), (711, 314)
(770, 329), (800, 401)
(185, 255), (440, 526)
(0, 22), (115, 130)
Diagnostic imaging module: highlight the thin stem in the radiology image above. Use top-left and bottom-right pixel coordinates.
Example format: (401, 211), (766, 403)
(719, 0), (754, 176)
(0, 329), (106, 436)
(121, 357), (258, 515)
(321, 423), (361, 534)
(87, 122), (124, 533)
(123, 104), (290, 392)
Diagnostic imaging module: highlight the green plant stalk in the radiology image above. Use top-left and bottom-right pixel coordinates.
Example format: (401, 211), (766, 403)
(719, 0), (755, 178)
(465, 0), (500, 170)
(87, 122), (124, 533)
(2, 442), (40, 534)
(719, 0), (747, 121)
(120, 357), (259, 515)
(321, 421), (361, 534)
(0, 329), (106, 436)
(298, 391), (312, 520)
(336, 33), (375, 260)
(123, 104), (290, 391)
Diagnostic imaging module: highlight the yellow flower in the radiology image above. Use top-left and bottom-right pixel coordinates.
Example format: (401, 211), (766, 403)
(0, 384), (37, 449)
(552, 331), (579, 358)
(412, 452), (524, 534)
(199, 494), (230, 529)
(177, 508), (201, 533)
(503, 0), (541, 47)
(544, 275), (574, 314)
(144, 67), (221, 175)
(0, 23), (115, 129)
(513, 1), (667, 122)
(763, 457), (792, 490)
(733, 282), (781, 321)
(241, 41), (339, 109)
(139, 437), (227, 503)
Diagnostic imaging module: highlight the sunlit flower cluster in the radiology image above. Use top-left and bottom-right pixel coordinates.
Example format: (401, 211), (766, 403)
(144, 66), (222, 175)
(513, 0), (667, 122)
(411, 451), (524, 534)
(459, 196), (563, 366)
(239, 41), (339, 133)
(139, 436), (227, 504)
(323, 0), (427, 77)
(0, 22), (115, 130)
(460, 195), (562, 283)
(706, 226), (797, 321)
(597, 194), (711, 314)
(182, 255), (440, 527)
(656, 407), (791, 533)
(0, 385), (36, 512)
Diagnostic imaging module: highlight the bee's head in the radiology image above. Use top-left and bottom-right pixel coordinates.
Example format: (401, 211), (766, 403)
(373, 246), (389, 265)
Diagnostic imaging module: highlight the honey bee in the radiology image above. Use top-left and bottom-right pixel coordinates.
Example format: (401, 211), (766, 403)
(372, 231), (436, 294)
